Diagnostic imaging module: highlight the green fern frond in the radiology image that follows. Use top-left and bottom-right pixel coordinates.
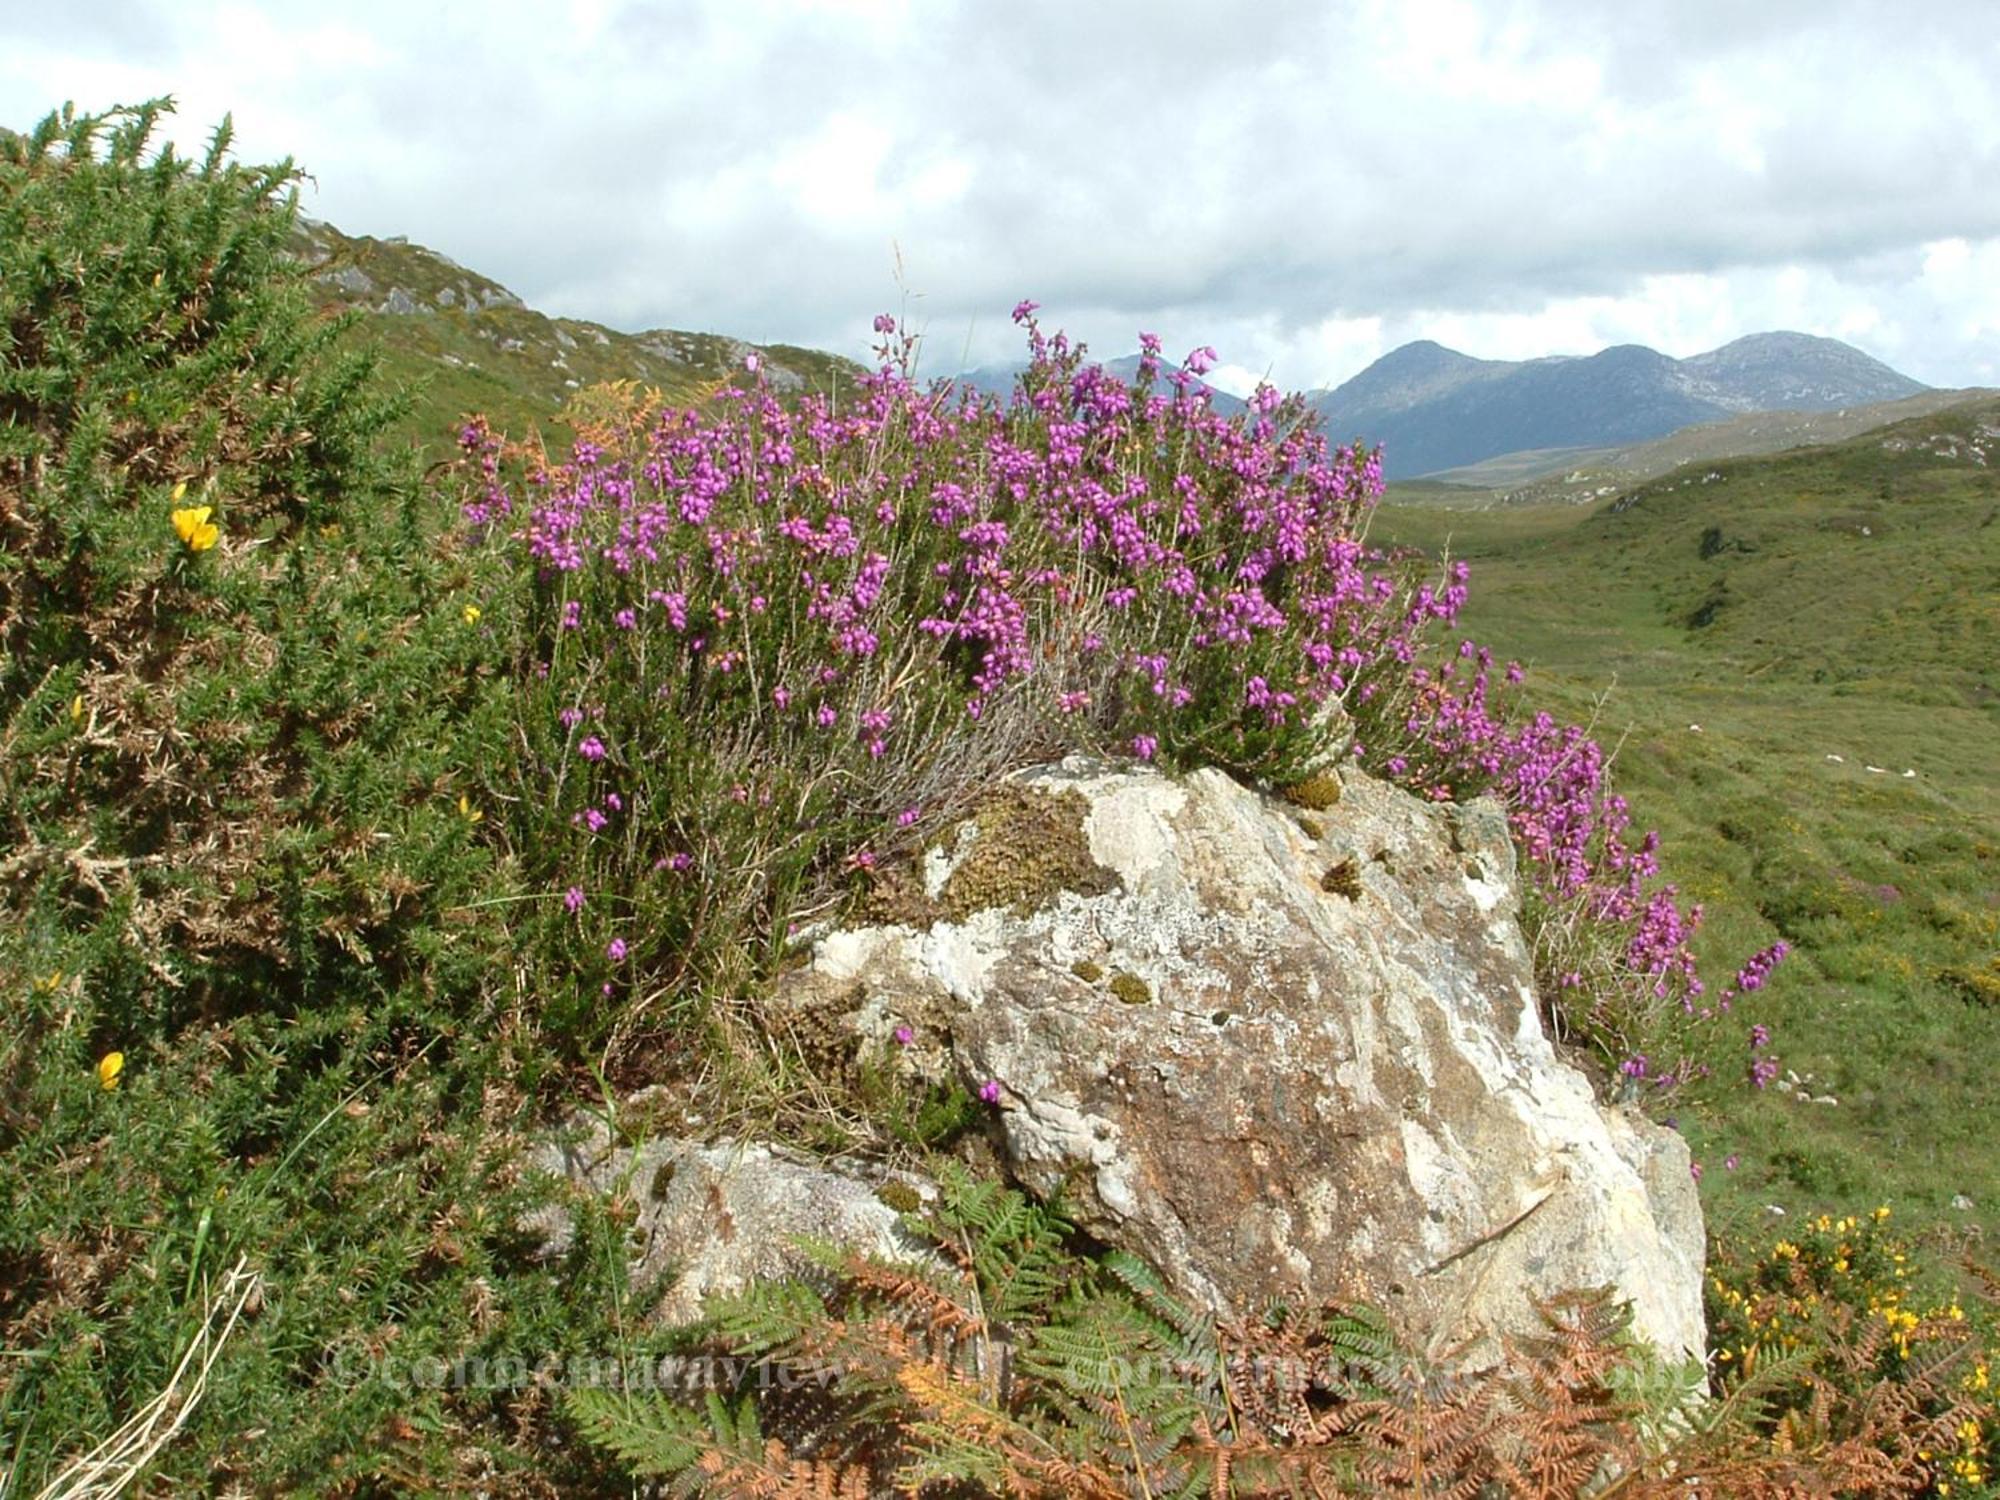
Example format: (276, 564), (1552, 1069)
(563, 1385), (738, 1477)
(699, 1275), (832, 1356)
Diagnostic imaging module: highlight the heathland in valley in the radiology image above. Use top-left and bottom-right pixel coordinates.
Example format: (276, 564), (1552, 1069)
(3, 102), (1996, 1496)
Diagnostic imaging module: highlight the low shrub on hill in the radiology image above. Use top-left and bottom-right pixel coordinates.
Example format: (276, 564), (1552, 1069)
(0, 101), (631, 1490)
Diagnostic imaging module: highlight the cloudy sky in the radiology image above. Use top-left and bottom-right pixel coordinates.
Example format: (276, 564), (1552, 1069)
(7, 0), (1999, 395)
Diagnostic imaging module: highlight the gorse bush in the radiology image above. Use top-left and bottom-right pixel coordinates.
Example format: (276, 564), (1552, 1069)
(0, 101), (622, 1491)
(456, 306), (1781, 1090)
(1706, 1207), (1999, 1495)
(0, 97), (459, 999)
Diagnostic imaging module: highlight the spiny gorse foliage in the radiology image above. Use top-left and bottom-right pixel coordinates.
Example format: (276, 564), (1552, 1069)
(0, 101), (603, 1491)
(0, 96), (473, 999)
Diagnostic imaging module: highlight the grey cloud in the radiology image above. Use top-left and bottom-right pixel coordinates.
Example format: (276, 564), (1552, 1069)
(5, 0), (1997, 386)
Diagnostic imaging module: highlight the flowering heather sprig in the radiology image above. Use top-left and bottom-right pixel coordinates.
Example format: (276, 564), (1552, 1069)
(1349, 626), (1789, 1083)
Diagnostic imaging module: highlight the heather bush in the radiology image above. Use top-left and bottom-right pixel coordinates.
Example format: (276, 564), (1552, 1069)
(455, 309), (1460, 1073)
(456, 307), (1781, 1098)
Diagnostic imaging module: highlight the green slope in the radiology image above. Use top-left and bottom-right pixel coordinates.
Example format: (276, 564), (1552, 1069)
(292, 218), (866, 455)
(1373, 399), (2000, 1234)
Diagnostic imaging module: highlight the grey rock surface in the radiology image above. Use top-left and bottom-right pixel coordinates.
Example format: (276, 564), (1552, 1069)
(772, 757), (1706, 1364)
(526, 1116), (938, 1326)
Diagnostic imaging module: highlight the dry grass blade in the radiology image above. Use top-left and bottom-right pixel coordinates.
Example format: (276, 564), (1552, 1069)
(28, 1256), (260, 1500)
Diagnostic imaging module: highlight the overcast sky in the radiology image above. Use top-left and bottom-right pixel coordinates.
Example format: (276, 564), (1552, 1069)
(7, 0), (1999, 395)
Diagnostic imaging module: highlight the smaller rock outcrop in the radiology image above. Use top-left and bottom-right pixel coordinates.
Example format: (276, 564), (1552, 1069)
(526, 1116), (937, 1325)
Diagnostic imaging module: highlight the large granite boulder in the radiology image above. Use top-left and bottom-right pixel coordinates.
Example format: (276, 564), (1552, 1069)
(771, 756), (1706, 1365)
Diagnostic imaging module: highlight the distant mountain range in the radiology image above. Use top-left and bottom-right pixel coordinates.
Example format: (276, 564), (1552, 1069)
(295, 213), (1931, 487)
(948, 332), (1928, 481)
(1309, 333), (1928, 480)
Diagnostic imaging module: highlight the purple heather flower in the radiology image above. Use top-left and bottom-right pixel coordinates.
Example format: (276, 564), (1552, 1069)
(978, 1079), (1002, 1104)
(893, 1025), (914, 1046)
(564, 886), (585, 913)
(1131, 734), (1158, 762)
(578, 736), (606, 761)
(606, 938), (628, 962)
(897, 806), (922, 827)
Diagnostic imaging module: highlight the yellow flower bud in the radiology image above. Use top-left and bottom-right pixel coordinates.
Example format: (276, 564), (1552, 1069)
(170, 480), (188, 503)
(97, 1052), (124, 1090)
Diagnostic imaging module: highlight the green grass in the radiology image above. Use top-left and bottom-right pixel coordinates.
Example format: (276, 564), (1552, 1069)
(293, 219), (866, 457)
(1371, 399), (2000, 1235)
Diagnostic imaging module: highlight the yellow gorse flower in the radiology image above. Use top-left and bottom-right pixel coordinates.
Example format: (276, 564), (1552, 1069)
(97, 1051), (124, 1090)
(462, 604), (482, 624)
(172, 505), (220, 552)
(457, 794), (483, 824)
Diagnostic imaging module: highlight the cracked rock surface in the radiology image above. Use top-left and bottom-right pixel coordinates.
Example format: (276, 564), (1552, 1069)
(772, 756), (1706, 1364)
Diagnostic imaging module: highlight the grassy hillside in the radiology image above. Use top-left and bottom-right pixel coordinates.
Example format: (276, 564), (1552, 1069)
(1372, 399), (2000, 1236)
(293, 218), (865, 454)
(1395, 387), (1996, 507)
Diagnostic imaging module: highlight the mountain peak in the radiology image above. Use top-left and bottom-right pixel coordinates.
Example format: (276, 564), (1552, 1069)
(1314, 332), (1926, 479)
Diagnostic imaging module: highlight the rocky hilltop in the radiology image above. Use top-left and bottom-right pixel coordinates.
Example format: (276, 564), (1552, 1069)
(291, 218), (864, 447)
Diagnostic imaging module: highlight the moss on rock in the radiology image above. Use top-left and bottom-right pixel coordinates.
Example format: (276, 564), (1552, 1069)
(1281, 771), (1344, 811)
(1109, 971), (1152, 1005)
(875, 1180), (924, 1214)
(937, 784), (1119, 923)
(1320, 857), (1363, 900)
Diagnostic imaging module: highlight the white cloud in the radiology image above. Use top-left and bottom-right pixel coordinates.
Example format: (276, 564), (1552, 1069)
(3, 0), (1996, 391)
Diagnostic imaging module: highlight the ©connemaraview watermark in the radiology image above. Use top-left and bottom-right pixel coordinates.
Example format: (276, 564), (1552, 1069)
(324, 1343), (1465, 1398)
